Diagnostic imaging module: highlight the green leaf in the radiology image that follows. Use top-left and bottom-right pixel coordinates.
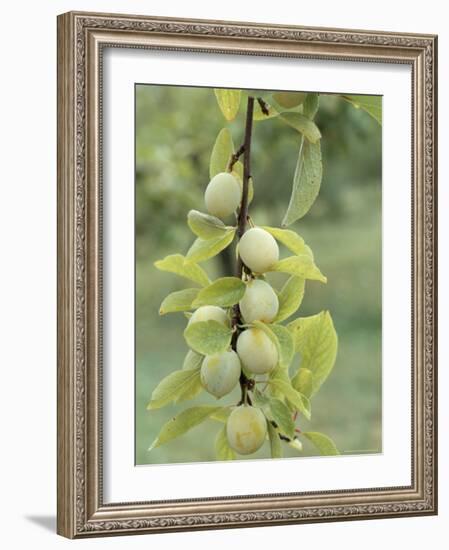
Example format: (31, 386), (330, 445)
(159, 288), (199, 315)
(269, 255), (327, 283)
(303, 93), (319, 119)
(154, 254), (210, 287)
(210, 407), (232, 423)
(268, 378), (311, 421)
(147, 367), (202, 410)
(282, 137), (322, 226)
(275, 276), (305, 323)
(176, 373), (204, 402)
(341, 94), (382, 125)
(186, 229), (236, 264)
(251, 388), (270, 408)
(269, 398), (295, 438)
(215, 426), (236, 460)
(214, 89), (241, 121)
(267, 422), (283, 459)
(184, 320), (232, 355)
(279, 113), (321, 143)
(187, 210), (228, 240)
(192, 277), (245, 308)
(268, 363), (291, 399)
(261, 226), (305, 255)
(149, 406), (222, 450)
(270, 324), (294, 368)
(288, 311), (338, 395)
(302, 431), (340, 456)
(182, 350), (203, 370)
(291, 368), (313, 398)
(210, 128), (233, 178)
(272, 91), (306, 109)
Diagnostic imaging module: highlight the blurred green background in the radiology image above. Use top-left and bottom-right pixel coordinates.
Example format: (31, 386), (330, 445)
(135, 85), (382, 465)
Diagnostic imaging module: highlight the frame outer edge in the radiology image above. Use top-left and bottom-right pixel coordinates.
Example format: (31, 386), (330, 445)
(430, 34), (438, 514)
(56, 10), (438, 537)
(57, 12), (77, 539)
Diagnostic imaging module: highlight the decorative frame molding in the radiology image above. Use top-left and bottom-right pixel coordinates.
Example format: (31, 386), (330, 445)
(57, 11), (438, 538)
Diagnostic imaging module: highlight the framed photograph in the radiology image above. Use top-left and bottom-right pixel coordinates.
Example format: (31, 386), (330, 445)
(57, 11), (438, 538)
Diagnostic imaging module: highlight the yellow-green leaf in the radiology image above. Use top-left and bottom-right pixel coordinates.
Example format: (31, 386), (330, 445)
(253, 100), (279, 121)
(149, 406), (222, 450)
(303, 93), (319, 119)
(187, 210), (228, 240)
(261, 226), (305, 255)
(268, 378), (311, 421)
(176, 373), (204, 402)
(291, 368), (313, 398)
(275, 276), (305, 323)
(147, 367), (202, 410)
(182, 350), (203, 370)
(288, 311), (338, 395)
(270, 324), (294, 368)
(186, 228), (236, 264)
(210, 128), (233, 178)
(267, 422), (283, 458)
(272, 91), (306, 109)
(154, 254), (210, 287)
(184, 320), (232, 355)
(269, 255), (327, 283)
(210, 407), (232, 423)
(269, 398), (295, 438)
(233, 160), (243, 180)
(282, 137), (322, 226)
(279, 113), (321, 143)
(288, 438), (303, 453)
(214, 89), (241, 121)
(341, 94), (382, 125)
(192, 277), (245, 308)
(215, 425), (236, 460)
(159, 288), (199, 315)
(302, 431), (340, 455)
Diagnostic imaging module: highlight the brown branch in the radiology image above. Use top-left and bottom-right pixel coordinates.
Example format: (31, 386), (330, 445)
(227, 144), (245, 173)
(230, 95), (255, 405)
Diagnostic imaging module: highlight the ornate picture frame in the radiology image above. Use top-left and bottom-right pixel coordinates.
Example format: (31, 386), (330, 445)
(57, 11), (438, 538)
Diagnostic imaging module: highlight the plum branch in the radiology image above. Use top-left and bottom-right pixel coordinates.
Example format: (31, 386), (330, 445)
(231, 95), (255, 405)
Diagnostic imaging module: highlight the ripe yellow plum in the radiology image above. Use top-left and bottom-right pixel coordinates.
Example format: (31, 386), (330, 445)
(236, 328), (278, 374)
(239, 279), (279, 323)
(204, 172), (241, 219)
(200, 350), (241, 398)
(238, 227), (279, 273)
(188, 305), (228, 326)
(226, 405), (267, 455)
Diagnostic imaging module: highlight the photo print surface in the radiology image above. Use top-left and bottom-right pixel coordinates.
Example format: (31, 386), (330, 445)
(135, 85), (382, 465)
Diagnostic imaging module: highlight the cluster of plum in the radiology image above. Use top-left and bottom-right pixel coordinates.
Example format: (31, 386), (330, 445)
(187, 171), (284, 455)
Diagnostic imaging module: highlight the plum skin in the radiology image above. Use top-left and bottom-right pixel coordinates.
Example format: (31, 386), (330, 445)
(188, 305), (228, 326)
(238, 227), (279, 273)
(226, 405), (267, 455)
(200, 350), (241, 398)
(236, 327), (278, 374)
(204, 172), (241, 219)
(239, 279), (279, 323)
